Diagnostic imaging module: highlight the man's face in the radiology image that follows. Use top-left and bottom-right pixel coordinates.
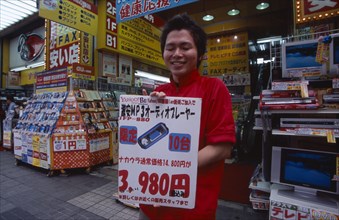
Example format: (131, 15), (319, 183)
(163, 29), (198, 81)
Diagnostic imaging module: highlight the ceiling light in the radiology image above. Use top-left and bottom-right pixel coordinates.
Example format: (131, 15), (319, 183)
(227, 9), (240, 16)
(10, 61), (45, 72)
(135, 70), (170, 83)
(0, 0), (38, 31)
(202, 15), (214, 21)
(256, 2), (270, 10)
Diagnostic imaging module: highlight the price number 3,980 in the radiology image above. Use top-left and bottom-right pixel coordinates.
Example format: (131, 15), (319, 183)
(119, 170), (190, 198)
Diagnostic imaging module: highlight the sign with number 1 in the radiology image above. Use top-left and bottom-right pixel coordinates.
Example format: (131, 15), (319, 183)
(118, 95), (201, 209)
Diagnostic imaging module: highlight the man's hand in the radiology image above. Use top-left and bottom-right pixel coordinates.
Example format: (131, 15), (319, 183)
(142, 89), (166, 98)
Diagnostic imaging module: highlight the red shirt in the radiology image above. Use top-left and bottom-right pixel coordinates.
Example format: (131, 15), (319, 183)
(140, 69), (236, 220)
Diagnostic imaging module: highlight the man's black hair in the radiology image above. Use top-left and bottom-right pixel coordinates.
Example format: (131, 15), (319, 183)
(160, 14), (207, 67)
(6, 94), (14, 102)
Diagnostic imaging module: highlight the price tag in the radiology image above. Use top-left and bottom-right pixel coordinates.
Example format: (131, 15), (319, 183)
(326, 130), (336, 143)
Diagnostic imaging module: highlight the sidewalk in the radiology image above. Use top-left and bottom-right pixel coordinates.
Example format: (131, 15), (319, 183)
(0, 151), (269, 219)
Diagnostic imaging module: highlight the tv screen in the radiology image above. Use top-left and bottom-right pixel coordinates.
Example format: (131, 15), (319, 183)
(329, 33), (339, 75)
(271, 146), (339, 195)
(282, 39), (326, 78)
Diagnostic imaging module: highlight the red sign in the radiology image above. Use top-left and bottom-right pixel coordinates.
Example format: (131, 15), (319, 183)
(296, 0), (339, 23)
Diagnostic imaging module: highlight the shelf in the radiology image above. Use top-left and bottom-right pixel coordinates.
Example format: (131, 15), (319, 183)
(264, 109), (339, 114)
(272, 129), (339, 138)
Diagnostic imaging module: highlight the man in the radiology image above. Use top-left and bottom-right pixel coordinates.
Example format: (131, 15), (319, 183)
(140, 14), (236, 219)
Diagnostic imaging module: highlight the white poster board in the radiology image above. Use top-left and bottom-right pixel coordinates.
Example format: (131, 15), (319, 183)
(118, 95), (201, 209)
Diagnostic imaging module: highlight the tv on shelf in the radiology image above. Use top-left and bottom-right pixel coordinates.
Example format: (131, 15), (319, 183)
(329, 33), (339, 75)
(281, 39), (326, 78)
(271, 146), (338, 196)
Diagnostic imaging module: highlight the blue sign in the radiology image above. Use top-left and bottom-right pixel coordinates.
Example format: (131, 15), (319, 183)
(116, 0), (199, 23)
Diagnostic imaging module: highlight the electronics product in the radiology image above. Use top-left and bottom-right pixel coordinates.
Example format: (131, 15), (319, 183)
(280, 118), (339, 129)
(271, 146), (339, 196)
(282, 39), (326, 78)
(323, 94), (339, 103)
(329, 33), (339, 75)
(138, 123), (169, 149)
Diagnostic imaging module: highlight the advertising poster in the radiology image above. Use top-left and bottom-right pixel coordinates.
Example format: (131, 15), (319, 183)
(118, 95), (202, 209)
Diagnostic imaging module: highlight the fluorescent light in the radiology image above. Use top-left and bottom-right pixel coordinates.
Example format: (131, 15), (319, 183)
(227, 9), (240, 16)
(10, 61), (45, 72)
(256, 2), (270, 10)
(135, 70), (170, 83)
(257, 36), (282, 44)
(202, 15), (214, 21)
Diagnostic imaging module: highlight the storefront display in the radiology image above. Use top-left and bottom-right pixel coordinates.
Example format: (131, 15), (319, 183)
(12, 90), (114, 176)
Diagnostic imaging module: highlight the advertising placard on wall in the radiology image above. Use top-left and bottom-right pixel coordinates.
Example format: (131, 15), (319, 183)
(118, 95), (201, 208)
(9, 26), (45, 69)
(201, 32), (249, 76)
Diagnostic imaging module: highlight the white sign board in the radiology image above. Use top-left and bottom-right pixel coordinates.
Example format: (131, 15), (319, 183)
(118, 95), (201, 209)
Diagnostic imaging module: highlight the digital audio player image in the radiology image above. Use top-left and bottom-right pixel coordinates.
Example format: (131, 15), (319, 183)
(138, 122), (169, 149)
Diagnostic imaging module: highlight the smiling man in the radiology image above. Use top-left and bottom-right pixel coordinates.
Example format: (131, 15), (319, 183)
(139, 14), (236, 220)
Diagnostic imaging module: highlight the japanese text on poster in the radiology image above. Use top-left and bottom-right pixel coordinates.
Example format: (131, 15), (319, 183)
(118, 95), (201, 209)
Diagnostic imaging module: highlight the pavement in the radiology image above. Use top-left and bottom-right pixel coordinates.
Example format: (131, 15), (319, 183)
(0, 151), (269, 220)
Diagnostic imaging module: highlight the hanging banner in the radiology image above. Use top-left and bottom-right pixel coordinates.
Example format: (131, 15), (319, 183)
(39, 0), (98, 35)
(116, 0), (198, 23)
(295, 0), (339, 24)
(118, 95), (201, 209)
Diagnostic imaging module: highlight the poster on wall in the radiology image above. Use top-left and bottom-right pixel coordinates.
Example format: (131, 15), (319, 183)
(118, 95), (202, 208)
(118, 55), (133, 85)
(102, 53), (117, 77)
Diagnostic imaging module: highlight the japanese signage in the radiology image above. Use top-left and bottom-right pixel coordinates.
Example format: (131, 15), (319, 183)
(71, 63), (95, 80)
(295, 0), (339, 24)
(270, 199), (339, 220)
(36, 68), (68, 91)
(48, 21), (81, 70)
(13, 133), (51, 169)
(201, 32), (249, 76)
(118, 95), (202, 208)
(39, 0), (98, 36)
(116, 0), (198, 23)
(97, 0), (165, 67)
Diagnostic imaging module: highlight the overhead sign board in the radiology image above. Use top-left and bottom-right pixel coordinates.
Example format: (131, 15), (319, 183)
(116, 0), (198, 23)
(39, 0), (98, 36)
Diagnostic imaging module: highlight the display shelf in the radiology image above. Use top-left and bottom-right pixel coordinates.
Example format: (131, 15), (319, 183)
(272, 128), (339, 138)
(12, 91), (113, 175)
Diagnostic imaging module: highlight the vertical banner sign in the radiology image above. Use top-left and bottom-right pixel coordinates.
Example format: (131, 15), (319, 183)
(118, 95), (202, 209)
(39, 0), (98, 36)
(116, 0), (198, 23)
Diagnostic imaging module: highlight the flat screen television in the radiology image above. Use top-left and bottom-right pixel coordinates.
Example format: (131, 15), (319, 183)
(329, 33), (339, 75)
(281, 39), (326, 78)
(271, 146), (339, 196)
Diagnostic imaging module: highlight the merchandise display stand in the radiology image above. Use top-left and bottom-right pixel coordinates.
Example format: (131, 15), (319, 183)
(13, 90), (113, 176)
